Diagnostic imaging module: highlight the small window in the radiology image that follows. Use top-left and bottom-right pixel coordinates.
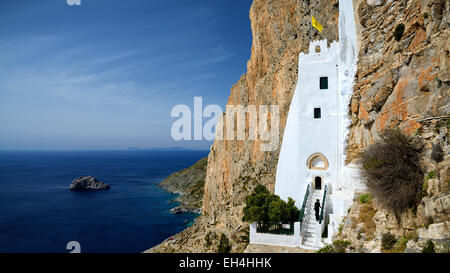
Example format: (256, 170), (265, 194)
(314, 108), (321, 119)
(320, 77), (328, 89)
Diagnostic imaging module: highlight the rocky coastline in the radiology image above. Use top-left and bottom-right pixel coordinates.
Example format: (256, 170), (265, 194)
(157, 157), (208, 215)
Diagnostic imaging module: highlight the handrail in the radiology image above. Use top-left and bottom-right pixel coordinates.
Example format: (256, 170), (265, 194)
(319, 184), (328, 224)
(298, 184), (310, 223)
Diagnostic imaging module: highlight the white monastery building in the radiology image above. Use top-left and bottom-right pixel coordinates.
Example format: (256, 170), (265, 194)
(250, 0), (365, 250)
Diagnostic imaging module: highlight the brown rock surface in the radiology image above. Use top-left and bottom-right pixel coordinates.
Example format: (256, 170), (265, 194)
(347, 0), (449, 161)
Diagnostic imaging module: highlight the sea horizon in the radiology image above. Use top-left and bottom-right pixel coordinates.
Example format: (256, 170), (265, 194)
(0, 150), (208, 253)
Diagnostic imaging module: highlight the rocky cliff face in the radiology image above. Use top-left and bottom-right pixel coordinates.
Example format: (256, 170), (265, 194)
(347, 0), (449, 161)
(148, 0), (449, 253)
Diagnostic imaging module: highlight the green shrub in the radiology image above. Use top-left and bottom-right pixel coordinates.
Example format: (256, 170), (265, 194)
(418, 179), (428, 200)
(317, 245), (334, 253)
(394, 24), (405, 41)
(361, 129), (424, 214)
(286, 197), (300, 222)
(239, 227), (250, 244)
(267, 198), (289, 222)
(426, 170), (437, 180)
(394, 236), (409, 252)
(382, 233), (397, 250)
(359, 194), (373, 204)
(338, 225), (343, 235)
(218, 234), (231, 253)
(431, 143), (444, 163)
(317, 240), (351, 253)
(204, 232), (212, 247)
(422, 240), (435, 253)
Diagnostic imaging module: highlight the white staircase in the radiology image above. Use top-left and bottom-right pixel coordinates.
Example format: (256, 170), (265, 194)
(301, 190), (323, 248)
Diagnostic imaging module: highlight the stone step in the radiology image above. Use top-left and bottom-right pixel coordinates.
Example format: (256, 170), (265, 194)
(303, 242), (318, 248)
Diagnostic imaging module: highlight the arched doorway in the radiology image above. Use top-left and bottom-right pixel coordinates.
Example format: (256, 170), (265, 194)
(315, 176), (322, 190)
(307, 153), (329, 170)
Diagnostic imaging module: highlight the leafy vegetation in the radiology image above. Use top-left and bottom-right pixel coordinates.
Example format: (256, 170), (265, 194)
(394, 24), (405, 41)
(418, 179), (428, 200)
(361, 129), (423, 215)
(381, 233), (397, 250)
(426, 170), (437, 180)
(317, 240), (351, 253)
(425, 216), (434, 228)
(218, 234), (231, 253)
(422, 240), (435, 253)
(239, 227), (250, 245)
(242, 185), (300, 224)
(359, 193), (373, 204)
(393, 236), (408, 252)
(431, 143), (444, 163)
(204, 232), (212, 248)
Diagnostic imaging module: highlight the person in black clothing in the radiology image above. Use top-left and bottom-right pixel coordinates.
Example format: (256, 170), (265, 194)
(314, 199), (321, 222)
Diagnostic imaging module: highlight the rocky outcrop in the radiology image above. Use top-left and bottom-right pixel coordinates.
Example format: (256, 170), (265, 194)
(158, 157), (207, 213)
(69, 176), (110, 191)
(347, 0), (449, 161)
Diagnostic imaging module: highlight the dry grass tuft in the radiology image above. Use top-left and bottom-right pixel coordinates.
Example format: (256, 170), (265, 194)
(361, 129), (424, 215)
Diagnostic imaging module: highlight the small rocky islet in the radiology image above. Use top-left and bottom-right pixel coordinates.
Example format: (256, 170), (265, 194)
(69, 176), (111, 191)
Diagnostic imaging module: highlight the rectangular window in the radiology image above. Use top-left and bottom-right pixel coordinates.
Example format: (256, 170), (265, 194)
(314, 108), (321, 119)
(320, 77), (328, 89)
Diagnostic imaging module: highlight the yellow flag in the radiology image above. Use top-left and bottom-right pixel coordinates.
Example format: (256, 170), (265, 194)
(311, 15), (323, 33)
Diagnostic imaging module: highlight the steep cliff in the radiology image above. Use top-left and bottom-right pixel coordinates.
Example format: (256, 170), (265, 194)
(347, 0), (449, 160)
(148, 0), (449, 253)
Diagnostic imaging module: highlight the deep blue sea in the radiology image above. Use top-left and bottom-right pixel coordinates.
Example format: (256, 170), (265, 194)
(0, 150), (208, 253)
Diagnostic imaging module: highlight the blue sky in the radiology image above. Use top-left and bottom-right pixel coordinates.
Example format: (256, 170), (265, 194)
(0, 0), (252, 150)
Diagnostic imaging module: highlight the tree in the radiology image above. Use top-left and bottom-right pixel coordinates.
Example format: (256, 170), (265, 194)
(242, 185), (300, 224)
(267, 197), (288, 222)
(287, 197), (300, 222)
(242, 185), (271, 223)
(218, 234), (231, 253)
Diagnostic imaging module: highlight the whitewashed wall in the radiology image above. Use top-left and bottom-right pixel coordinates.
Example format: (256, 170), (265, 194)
(249, 222), (302, 248)
(275, 40), (340, 207)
